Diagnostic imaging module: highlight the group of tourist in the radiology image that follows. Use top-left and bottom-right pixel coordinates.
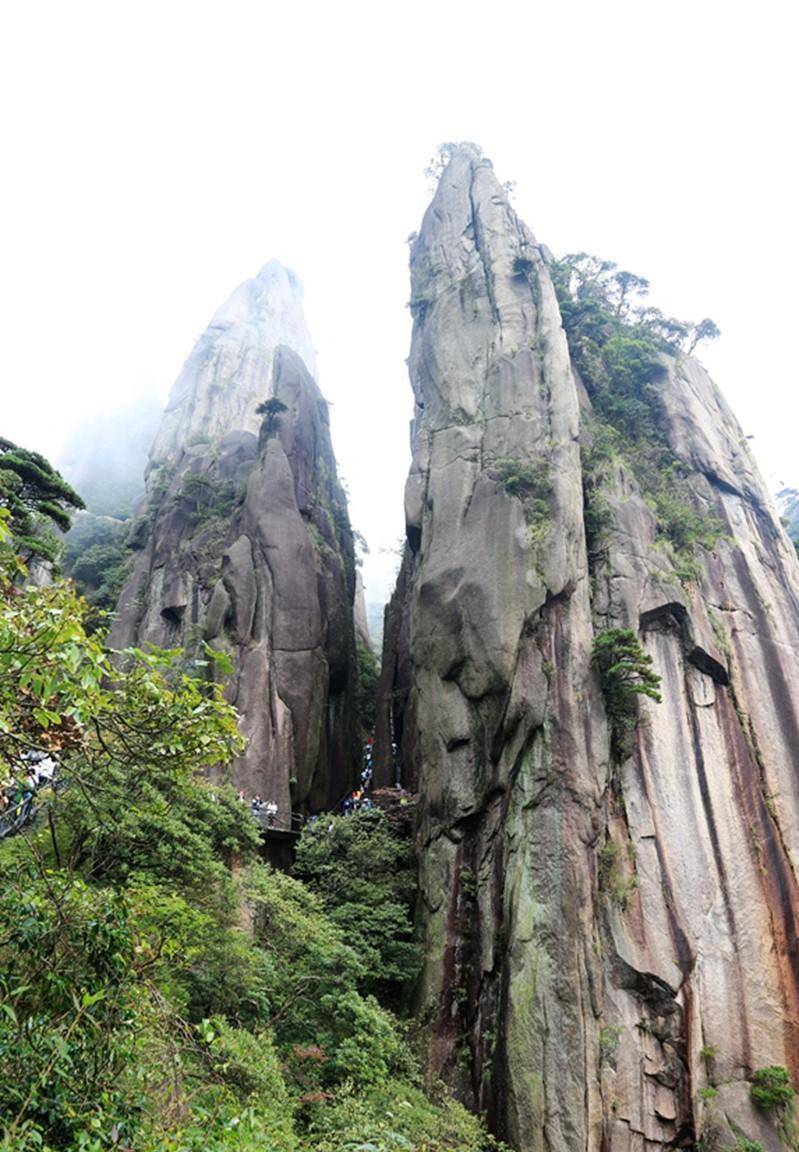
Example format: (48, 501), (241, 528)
(342, 788), (374, 815)
(237, 733), (403, 830)
(239, 791), (280, 827)
(0, 751), (57, 836)
(342, 737), (377, 815)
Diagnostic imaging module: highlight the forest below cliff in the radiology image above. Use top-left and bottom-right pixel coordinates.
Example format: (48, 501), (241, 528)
(0, 484), (502, 1151)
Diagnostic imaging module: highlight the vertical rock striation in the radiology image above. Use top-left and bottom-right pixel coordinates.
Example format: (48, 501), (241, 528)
(379, 145), (799, 1152)
(112, 264), (357, 815)
(380, 144), (607, 1151)
(593, 354), (799, 1152)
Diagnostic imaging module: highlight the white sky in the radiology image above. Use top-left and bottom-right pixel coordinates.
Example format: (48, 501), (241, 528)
(1, 0), (797, 603)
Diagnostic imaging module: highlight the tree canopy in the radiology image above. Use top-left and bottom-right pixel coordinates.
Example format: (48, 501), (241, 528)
(255, 396), (288, 437)
(0, 437), (84, 563)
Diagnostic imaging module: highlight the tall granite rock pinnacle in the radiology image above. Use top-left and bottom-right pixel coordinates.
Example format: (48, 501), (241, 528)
(151, 260), (316, 461)
(377, 145), (799, 1152)
(112, 263), (357, 815)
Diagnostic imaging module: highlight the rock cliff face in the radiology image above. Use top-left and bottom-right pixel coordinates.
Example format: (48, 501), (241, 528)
(378, 146), (799, 1152)
(112, 264), (357, 815)
(150, 260), (316, 461)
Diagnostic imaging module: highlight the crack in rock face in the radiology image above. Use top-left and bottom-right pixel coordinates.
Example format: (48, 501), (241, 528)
(376, 145), (799, 1152)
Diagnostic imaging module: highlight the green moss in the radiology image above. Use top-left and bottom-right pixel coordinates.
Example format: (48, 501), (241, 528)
(734, 1140), (765, 1152)
(709, 611), (732, 657)
(599, 1024), (622, 1063)
(598, 840), (637, 909)
(460, 866), (478, 902)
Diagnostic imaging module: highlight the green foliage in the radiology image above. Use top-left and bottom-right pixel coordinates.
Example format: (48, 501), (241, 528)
(734, 1139), (764, 1152)
(553, 256), (725, 580)
(0, 871), (140, 1146)
(356, 639), (380, 737)
(255, 396), (288, 436)
(599, 1025), (622, 1063)
(550, 252), (719, 364)
(494, 457), (551, 531)
(593, 628), (662, 761)
(175, 471), (241, 526)
(750, 1065), (796, 1112)
(699, 1087), (719, 1101)
(423, 141), (482, 186)
(0, 437), (84, 563)
(688, 318), (721, 355)
(293, 810), (421, 1002)
(69, 540), (127, 594)
(0, 507), (494, 1152)
(62, 515), (131, 625)
(299, 1079), (504, 1152)
(580, 422), (619, 561)
(644, 467), (725, 553)
(597, 840), (637, 908)
(409, 253), (435, 319)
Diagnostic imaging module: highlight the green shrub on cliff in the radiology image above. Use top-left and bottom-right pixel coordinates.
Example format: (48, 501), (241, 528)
(0, 436), (84, 563)
(63, 516), (131, 621)
(592, 627), (662, 760)
(255, 395), (288, 437)
(494, 457), (551, 532)
(750, 1065), (796, 1112)
(552, 254), (725, 581)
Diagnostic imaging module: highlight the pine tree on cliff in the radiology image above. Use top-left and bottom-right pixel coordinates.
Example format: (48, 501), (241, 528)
(0, 437), (84, 562)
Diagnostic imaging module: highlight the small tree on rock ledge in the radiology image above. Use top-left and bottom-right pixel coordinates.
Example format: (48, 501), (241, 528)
(687, 318), (721, 356)
(256, 396), (288, 438)
(593, 627), (662, 762)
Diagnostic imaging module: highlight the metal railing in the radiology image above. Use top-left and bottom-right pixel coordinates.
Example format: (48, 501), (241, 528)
(253, 807), (305, 835)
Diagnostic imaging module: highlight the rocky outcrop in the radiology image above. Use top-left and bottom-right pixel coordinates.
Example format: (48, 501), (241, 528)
(378, 145), (799, 1152)
(112, 265), (357, 814)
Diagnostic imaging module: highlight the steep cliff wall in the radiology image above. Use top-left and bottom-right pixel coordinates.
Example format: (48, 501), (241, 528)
(112, 265), (357, 814)
(378, 146), (799, 1152)
(593, 353), (799, 1152)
